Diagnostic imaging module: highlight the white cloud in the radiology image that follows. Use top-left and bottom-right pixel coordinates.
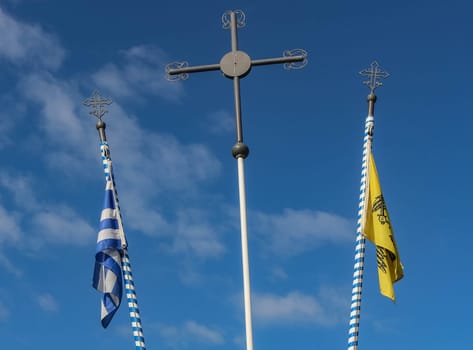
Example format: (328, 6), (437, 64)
(0, 6), (65, 70)
(20, 73), (92, 149)
(155, 320), (224, 349)
(93, 45), (183, 101)
(0, 113), (15, 149)
(92, 104), (223, 255)
(253, 208), (353, 256)
(163, 209), (225, 258)
(0, 172), (40, 211)
(184, 321), (224, 345)
(270, 267), (288, 281)
(0, 204), (22, 244)
(252, 289), (348, 326)
(232, 335), (245, 348)
(371, 318), (398, 333)
(31, 205), (95, 246)
(91, 64), (133, 97)
(0, 251), (22, 277)
(18, 72), (223, 258)
(0, 170), (95, 248)
(37, 293), (59, 312)
(253, 291), (322, 324)
(177, 264), (203, 286)
(9, 38), (222, 259)
(19, 73), (106, 180)
(0, 300), (10, 322)
(206, 110), (234, 134)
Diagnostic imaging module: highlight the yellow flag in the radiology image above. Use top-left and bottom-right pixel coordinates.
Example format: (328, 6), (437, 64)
(364, 154), (404, 301)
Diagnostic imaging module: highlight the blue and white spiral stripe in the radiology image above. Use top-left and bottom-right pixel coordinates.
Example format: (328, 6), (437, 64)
(347, 115), (374, 350)
(122, 252), (146, 348)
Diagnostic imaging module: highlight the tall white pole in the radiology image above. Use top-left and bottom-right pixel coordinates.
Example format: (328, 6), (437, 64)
(237, 156), (254, 350)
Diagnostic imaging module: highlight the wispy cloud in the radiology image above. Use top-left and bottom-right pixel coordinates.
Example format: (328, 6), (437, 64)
(20, 73), (94, 151)
(0, 172), (40, 211)
(0, 170), (95, 249)
(206, 110), (234, 134)
(17, 70), (224, 259)
(0, 204), (22, 244)
(93, 45), (183, 101)
(0, 251), (23, 277)
(161, 209), (226, 258)
(184, 321), (225, 345)
(0, 5), (225, 261)
(253, 291), (322, 324)
(252, 288), (348, 326)
(88, 104), (224, 258)
(253, 208), (353, 256)
(270, 267), (288, 281)
(0, 6), (65, 70)
(31, 205), (95, 247)
(0, 300), (10, 322)
(37, 293), (59, 313)
(0, 110), (18, 149)
(154, 320), (224, 349)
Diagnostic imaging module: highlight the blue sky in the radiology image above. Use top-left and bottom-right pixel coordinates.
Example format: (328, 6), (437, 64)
(0, 0), (471, 349)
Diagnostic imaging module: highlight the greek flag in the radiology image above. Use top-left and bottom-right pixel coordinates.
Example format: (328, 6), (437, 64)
(92, 177), (123, 328)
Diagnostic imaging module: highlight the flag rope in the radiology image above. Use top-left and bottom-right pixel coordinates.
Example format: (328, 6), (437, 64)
(100, 141), (147, 350)
(347, 115), (374, 350)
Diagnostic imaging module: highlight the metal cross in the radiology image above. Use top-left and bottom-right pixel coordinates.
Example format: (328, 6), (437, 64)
(166, 10), (307, 350)
(359, 60), (389, 93)
(83, 90), (113, 122)
(166, 9), (307, 150)
(84, 90), (113, 142)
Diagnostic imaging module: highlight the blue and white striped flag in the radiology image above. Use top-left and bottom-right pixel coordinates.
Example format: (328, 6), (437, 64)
(92, 177), (124, 328)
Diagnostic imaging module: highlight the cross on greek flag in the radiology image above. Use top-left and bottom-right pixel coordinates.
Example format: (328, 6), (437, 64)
(92, 177), (124, 328)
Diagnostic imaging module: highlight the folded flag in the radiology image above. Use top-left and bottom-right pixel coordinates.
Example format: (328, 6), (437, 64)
(364, 154), (404, 301)
(92, 177), (124, 327)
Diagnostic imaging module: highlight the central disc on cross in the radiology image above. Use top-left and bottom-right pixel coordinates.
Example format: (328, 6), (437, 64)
(220, 50), (252, 78)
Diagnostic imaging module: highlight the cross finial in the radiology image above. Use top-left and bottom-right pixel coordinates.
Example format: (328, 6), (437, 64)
(359, 61), (389, 92)
(222, 9), (245, 29)
(83, 90), (113, 121)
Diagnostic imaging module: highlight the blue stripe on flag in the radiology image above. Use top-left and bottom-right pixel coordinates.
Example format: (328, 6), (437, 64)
(96, 239), (122, 253)
(103, 189), (116, 210)
(99, 218), (119, 231)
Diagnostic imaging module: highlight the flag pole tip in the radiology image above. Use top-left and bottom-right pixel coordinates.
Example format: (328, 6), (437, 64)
(96, 119), (106, 130)
(367, 93), (377, 102)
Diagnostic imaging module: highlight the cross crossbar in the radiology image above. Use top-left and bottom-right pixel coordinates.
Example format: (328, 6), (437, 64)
(359, 60), (389, 92)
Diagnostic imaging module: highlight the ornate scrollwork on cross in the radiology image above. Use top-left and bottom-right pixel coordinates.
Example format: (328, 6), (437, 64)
(222, 10), (246, 29)
(283, 49), (308, 70)
(166, 61), (189, 81)
(83, 90), (112, 121)
(359, 61), (389, 92)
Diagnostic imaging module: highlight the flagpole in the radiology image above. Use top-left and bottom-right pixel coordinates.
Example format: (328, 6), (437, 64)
(347, 61), (389, 350)
(85, 91), (147, 350)
(165, 11), (307, 350)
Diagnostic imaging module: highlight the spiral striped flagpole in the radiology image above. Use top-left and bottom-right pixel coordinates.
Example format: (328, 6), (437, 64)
(85, 91), (146, 350)
(347, 61), (389, 350)
(347, 113), (373, 350)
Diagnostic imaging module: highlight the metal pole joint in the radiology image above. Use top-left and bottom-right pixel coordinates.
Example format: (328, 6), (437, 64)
(232, 142), (250, 159)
